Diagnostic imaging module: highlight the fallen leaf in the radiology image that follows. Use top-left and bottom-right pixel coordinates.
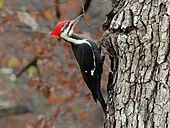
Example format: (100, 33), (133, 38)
(43, 85), (51, 98)
(89, 125), (96, 128)
(68, 105), (74, 112)
(42, 8), (53, 20)
(35, 46), (43, 53)
(78, 112), (90, 121)
(48, 95), (58, 103)
(27, 66), (36, 75)
(7, 57), (20, 68)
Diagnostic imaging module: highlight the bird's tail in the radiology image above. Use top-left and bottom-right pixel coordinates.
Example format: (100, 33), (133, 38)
(95, 73), (107, 116)
(96, 88), (107, 116)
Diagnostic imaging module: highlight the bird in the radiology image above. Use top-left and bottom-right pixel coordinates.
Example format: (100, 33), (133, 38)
(49, 14), (106, 116)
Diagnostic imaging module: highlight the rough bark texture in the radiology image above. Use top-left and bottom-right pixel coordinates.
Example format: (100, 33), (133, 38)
(102, 0), (170, 128)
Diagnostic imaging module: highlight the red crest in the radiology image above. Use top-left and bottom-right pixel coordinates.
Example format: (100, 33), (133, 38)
(49, 21), (69, 37)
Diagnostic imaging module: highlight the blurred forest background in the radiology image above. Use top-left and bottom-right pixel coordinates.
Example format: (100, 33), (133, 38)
(0, 0), (112, 127)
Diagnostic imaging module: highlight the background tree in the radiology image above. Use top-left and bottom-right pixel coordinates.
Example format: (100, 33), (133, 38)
(102, 0), (170, 128)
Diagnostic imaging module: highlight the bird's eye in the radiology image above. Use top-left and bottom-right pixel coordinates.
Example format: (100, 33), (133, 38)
(64, 23), (69, 28)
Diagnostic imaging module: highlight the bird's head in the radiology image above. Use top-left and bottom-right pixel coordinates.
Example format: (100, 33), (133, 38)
(49, 14), (84, 38)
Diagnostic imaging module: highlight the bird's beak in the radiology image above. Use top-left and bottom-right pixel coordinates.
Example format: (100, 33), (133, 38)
(70, 14), (84, 28)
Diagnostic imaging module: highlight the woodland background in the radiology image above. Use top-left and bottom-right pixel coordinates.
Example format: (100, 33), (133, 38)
(0, 0), (112, 128)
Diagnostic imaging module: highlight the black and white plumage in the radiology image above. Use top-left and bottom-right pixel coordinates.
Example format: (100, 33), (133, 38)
(49, 15), (106, 116)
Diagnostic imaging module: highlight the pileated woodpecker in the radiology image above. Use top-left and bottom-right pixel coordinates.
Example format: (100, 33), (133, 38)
(49, 14), (106, 116)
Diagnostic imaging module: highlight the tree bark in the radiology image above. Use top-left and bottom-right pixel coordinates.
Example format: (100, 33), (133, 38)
(102, 0), (170, 128)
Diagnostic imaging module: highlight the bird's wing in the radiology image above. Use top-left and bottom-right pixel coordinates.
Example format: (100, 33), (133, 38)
(75, 44), (97, 102)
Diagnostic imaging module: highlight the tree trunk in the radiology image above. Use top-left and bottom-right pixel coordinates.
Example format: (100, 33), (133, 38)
(102, 0), (170, 128)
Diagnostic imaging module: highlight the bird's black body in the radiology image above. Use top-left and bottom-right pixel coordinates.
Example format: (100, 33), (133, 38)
(66, 34), (106, 115)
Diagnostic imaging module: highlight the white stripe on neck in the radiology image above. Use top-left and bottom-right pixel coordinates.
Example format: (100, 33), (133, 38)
(62, 34), (91, 47)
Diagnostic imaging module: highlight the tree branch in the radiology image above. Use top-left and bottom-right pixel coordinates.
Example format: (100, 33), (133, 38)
(0, 105), (30, 118)
(55, 0), (61, 19)
(16, 55), (41, 77)
(79, 0), (91, 15)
